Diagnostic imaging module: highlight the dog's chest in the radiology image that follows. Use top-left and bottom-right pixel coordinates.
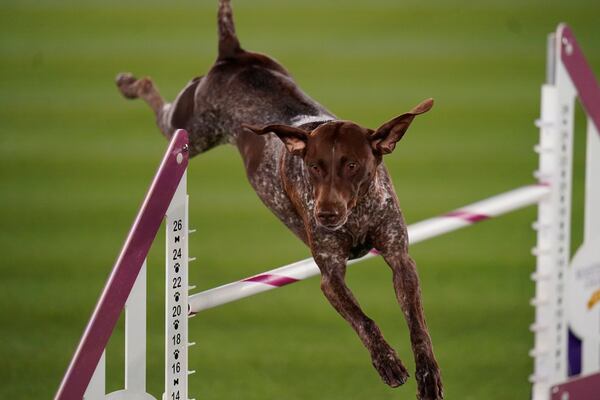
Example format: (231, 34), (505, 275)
(249, 138), (291, 211)
(244, 136), (310, 240)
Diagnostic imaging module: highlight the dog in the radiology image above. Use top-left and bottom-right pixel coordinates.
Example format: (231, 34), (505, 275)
(116, 1), (443, 398)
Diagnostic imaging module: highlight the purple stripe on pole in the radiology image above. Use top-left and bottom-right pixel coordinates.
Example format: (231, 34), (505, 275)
(243, 274), (299, 287)
(55, 130), (189, 400)
(444, 210), (490, 223)
(567, 327), (582, 376)
(560, 25), (600, 134)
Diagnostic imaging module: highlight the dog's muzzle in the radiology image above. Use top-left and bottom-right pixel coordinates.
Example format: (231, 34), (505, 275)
(316, 210), (347, 230)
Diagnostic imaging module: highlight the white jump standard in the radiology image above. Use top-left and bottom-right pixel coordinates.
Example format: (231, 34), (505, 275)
(55, 131), (190, 400)
(55, 24), (600, 400)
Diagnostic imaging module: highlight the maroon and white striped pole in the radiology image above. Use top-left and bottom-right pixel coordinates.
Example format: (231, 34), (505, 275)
(188, 183), (550, 313)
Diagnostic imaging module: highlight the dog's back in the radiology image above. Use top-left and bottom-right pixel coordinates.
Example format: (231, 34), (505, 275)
(182, 0), (334, 240)
(186, 0), (333, 151)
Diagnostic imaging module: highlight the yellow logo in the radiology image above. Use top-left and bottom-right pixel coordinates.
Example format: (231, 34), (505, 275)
(588, 290), (600, 310)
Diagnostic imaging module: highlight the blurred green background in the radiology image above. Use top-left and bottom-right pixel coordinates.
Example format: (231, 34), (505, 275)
(1, 0), (598, 399)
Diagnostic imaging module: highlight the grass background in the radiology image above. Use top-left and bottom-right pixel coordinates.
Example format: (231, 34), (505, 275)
(1, 0), (599, 399)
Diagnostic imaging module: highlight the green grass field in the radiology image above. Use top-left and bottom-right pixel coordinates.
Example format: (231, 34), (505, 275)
(1, 0), (599, 398)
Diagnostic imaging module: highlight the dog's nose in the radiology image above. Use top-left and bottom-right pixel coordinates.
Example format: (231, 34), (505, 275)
(317, 210), (342, 226)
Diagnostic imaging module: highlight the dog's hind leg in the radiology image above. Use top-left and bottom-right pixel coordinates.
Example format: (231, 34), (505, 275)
(116, 73), (163, 113)
(116, 73), (201, 141)
(115, 73), (171, 137)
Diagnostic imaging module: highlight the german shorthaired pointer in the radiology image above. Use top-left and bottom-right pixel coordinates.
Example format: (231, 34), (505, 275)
(116, 1), (443, 398)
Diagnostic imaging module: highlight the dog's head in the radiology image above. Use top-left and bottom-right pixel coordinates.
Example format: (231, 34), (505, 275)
(243, 98), (433, 230)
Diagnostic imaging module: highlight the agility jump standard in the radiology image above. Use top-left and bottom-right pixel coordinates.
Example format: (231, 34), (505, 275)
(56, 24), (599, 400)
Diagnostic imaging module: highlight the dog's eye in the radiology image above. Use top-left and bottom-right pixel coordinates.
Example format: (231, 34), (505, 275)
(309, 163), (320, 173)
(347, 162), (357, 170)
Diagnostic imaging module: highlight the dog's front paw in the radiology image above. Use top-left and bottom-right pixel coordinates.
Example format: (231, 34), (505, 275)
(415, 358), (444, 400)
(371, 348), (410, 388)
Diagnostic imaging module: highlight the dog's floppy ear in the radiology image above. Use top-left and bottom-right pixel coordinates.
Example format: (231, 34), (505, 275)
(242, 124), (309, 156)
(370, 98), (434, 155)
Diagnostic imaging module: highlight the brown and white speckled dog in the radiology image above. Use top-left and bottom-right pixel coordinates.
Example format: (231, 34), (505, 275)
(116, 1), (442, 398)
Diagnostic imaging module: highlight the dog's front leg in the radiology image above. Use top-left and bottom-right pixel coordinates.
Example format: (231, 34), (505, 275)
(374, 227), (444, 399)
(313, 250), (409, 388)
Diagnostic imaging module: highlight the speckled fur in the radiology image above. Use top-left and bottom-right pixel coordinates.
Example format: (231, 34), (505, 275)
(116, 1), (442, 398)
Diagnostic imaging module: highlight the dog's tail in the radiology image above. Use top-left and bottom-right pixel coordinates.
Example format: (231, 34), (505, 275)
(217, 0), (243, 60)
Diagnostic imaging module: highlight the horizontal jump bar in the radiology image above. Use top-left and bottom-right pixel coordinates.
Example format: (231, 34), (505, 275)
(188, 183), (550, 314)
